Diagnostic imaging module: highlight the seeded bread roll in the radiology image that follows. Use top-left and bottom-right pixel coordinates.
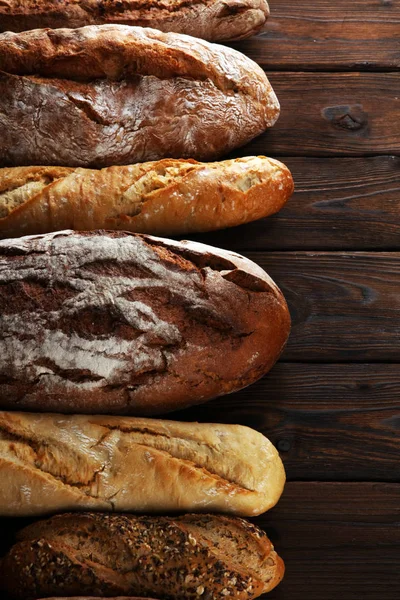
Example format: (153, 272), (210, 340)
(0, 230), (290, 415)
(0, 25), (279, 168)
(0, 513), (284, 600)
(0, 0), (270, 42)
(0, 411), (285, 517)
(0, 157), (294, 238)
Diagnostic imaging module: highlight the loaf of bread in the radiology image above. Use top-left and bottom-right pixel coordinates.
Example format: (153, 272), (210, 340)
(0, 230), (290, 415)
(0, 0), (270, 41)
(0, 513), (284, 599)
(38, 598), (160, 600)
(0, 157), (294, 238)
(0, 411), (285, 517)
(0, 25), (279, 168)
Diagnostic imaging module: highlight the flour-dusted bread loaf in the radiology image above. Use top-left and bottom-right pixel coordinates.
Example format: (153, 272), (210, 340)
(0, 411), (285, 517)
(0, 230), (290, 415)
(0, 157), (294, 238)
(0, 513), (284, 599)
(0, 25), (279, 168)
(0, 0), (270, 41)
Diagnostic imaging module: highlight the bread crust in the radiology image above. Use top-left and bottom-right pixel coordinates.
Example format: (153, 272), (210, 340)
(0, 0), (269, 41)
(0, 411), (285, 517)
(0, 513), (284, 600)
(0, 157), (294, 238)
(0, 230), (290, 415)
(0, 0), (270, 41)
(0, 25), (279, 167)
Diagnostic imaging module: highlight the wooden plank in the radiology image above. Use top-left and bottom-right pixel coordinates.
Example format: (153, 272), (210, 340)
(172, 363), (400, 482)
(246, 252), (400, 362)
(194, 156), (400, 251)
(230, 73), (400, 157)
(262, 482), (400, 600)
(1, 483), (399, 600)
(231, 0), (400, 71)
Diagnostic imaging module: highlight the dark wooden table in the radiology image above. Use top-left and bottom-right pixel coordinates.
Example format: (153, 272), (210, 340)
(186, 2), (400, 598)
(1, 2), (400, 599)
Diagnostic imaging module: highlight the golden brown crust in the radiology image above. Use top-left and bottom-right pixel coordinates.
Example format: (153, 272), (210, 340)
(0, 157), (294, 238)
(0, 513), (284, 600)
(0, 411), (286, 517)
(0, 25), (279, 167)
(0, 0), (270, 41)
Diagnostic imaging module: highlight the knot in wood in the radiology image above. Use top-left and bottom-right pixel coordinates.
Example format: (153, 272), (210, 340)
(323, 105), (368, 132)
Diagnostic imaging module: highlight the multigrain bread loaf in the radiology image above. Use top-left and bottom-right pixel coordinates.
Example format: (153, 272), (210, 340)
(0, 513), (284, 599)
(0, 230), (290, 415)
(0, 411), (285, 517)
(0, 25), (279, 168)
(0, 157), (294, 238)
(0, 0), (270, 41)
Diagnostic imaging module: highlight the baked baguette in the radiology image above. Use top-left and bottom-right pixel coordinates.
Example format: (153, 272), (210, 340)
(0, 25), (279, 168)
(0, 513), (284, 599)
(0, 0), (270, 41)
(0, 230), (290, 415)
(0, 411), (285, 517)
(0, 157), (294, 238)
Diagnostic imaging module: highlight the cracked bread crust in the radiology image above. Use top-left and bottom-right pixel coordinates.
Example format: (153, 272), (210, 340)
(0, 157), (294, 238)
(0, 230), (291, 415)
(0, 513), (284, 599)
(0, 25), (279, 167)
(0, 411), (285, 516)
(0, 0), (270, 41)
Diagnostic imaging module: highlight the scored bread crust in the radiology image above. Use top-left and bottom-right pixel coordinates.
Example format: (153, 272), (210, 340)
(0, 230), (291, 415)
(0, 25), (279, 167)
(0, 513), (285, 600)
(0, 0), (270, 42)
(0, 411), (285, 517)
(0, 157), (294, 238)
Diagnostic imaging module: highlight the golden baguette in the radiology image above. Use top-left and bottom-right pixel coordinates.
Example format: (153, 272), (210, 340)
(0, 156), (293, 238)
(0, 411), (285, 518)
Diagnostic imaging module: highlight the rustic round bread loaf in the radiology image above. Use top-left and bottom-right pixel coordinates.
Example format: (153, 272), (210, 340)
(0, 230), (290, 415)
(0, 25), (280, 167)
(0, 0), (270, 42)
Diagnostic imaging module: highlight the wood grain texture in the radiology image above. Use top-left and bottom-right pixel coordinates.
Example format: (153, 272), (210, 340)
(173, 363), (400, 481)
(241, 252), (400, 362)
(232, 0), (400, 71)
(194, 156), (400, 251)
(262, 482), (400, 600)
(1, 483), (399, 600)
(231, 73), (400, 157)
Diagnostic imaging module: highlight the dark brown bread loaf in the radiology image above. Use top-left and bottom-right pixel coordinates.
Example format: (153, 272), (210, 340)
(0, 0), (270, 41)
(0, 230), (290, 415)
(0, 513), (284, 600)
(0, 25), (279, 168)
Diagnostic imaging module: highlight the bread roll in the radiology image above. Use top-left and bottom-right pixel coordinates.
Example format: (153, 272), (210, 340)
(0, 0), (270, 41)
(0, 25), (279, 168)
(0, 157), (294, 238)
(0, 411), (285, 517)
(0, 230), (290, 415)
(0, 513), (284, 599)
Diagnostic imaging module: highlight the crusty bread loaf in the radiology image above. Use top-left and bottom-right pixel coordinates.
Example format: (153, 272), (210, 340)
(0, 513), (284, 599)
(0, 411), (285, 517)
(0, 25), (279, 168)
(0, 157), (294, 238)
(0, 230), (290, 415)
(0, 0), (270, 41)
